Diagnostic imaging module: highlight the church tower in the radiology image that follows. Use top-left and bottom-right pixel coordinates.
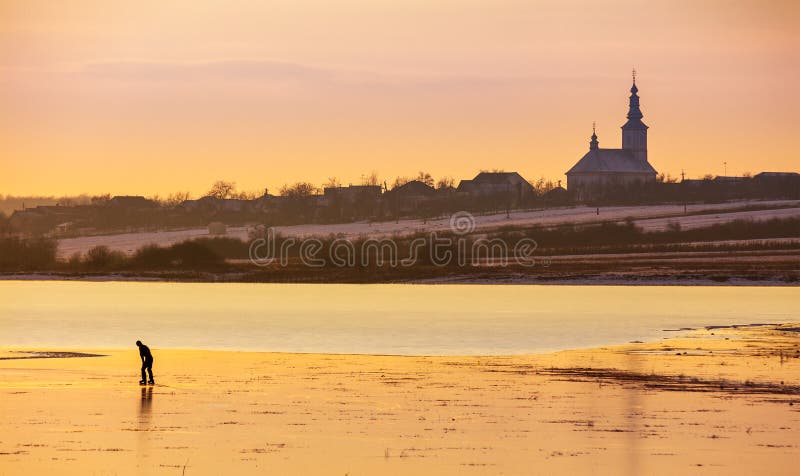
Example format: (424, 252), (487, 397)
(621, 69), (648, 163)
(589, 122), (599, 150)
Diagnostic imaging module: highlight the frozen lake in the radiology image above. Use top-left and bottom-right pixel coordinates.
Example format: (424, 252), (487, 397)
(1, 282), (797, 355)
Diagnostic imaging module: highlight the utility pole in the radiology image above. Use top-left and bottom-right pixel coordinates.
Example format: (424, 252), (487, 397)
(681, 169), (687, 214)
(506, 183), (511, 219)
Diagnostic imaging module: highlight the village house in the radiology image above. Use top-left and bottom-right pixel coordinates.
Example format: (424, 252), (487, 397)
(320, 185), (383, 219)
(385, 180), (437, 213)
(456, 172), (534, 204)
(322, 185), (382, 205)
(541, 184), (571, 205)
(754, 171), (800, 181)
(179, 196), (254, 213)
(107, 195), (158, 209)
(9, 204), (96, 236)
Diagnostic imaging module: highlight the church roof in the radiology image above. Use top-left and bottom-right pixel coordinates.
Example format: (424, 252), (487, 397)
(621, 117), (648, 130)
(755, 171), (800, 178)
(566, 148), (657, 175)
(390, 180), (436, 196)
(472, 172), (526, 184)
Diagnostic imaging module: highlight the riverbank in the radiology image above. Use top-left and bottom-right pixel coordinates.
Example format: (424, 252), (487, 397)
(2, 274), (799, 286)
(1, 324), (798, 475)
(3, 243), (799, 285)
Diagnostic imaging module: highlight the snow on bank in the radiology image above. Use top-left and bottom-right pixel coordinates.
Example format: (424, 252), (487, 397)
(56, 200), (800, 258)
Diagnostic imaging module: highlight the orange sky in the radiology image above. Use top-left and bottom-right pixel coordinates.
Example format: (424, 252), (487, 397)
(1, 0), (798, 197)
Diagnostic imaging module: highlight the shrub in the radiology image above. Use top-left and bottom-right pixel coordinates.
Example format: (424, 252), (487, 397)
(168, 241), (223, 267)
(131, 244), (172, 269)
(84, 245), (126, 269)
(0, 236), (57, 270)
(129, 240), (224, 269)
(191, 237), (249, 259)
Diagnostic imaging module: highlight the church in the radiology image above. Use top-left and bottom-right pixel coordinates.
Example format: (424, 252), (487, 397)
(565, 73), (658, 200)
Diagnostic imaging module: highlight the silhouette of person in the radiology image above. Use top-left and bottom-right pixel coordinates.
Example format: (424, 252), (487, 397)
(136, 340), (154, 385)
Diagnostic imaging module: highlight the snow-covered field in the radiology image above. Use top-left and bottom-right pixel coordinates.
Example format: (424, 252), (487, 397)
(58, 227), (252, 259)
(56, 200), (800, 258)
(634, 206), (800, 231)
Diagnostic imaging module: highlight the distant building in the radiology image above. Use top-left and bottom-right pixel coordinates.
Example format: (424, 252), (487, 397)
(713, 176), (748, 184)
(220, 199), (251, 212)
(108, 196), (157, 209)
(566, 74), (658, 200)
(179, 196), (221, 213)
(752, 172), (800, 199)
(457, 172), (534, 202)
(8, 207), (56, 232)
(322, 185), (382, 204)
(680, 178), (707, 188)
(389, 180), (436, 197)
(9, 204), (95, 235)
(541, 185), (571, 205)
(320, 184), (382, 219)
(385, 180), (436, 213)
(251, 194), (279, 212)
(179, 196), (252, 213)
(753, 172), (800, 180)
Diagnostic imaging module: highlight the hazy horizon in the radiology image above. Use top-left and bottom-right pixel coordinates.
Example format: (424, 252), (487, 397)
(2, 0), (798, 197)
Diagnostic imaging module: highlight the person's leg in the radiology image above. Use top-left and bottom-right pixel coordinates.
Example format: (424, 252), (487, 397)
(146, 359), (154, 382)
(141, 362), (147, 382)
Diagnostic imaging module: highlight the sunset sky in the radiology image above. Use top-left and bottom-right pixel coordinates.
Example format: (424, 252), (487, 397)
(1, 0), (797, 197)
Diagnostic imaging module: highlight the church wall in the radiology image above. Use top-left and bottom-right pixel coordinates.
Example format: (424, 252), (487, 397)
(567, 172), (656, 200)
(568, 172), (654, 187)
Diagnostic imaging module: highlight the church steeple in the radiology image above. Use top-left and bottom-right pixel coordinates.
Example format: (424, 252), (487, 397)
(621, 68), (649, 162)
(589, 122), (598, 150)
(627, 69), (643, 121)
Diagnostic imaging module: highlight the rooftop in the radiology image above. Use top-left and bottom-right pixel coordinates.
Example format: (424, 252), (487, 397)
(566, 148), (657, 175)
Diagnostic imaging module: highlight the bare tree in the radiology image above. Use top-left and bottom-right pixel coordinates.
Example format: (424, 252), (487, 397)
(416, 171), (435, 187)
(207, 180), (236, 199)
(91, 194), (112, 205)
(436, 176), (455, 189)
(324, 177), (341, 189)
(164, 191), (192, 207)
(280, 182), (319, 197)
(361, 171), (380, 186)
(391, 176), (411, 190)
(233, 190), (259, 200)
(530, 177), (557, 195)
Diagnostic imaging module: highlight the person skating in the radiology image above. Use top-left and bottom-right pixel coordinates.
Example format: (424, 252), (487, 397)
(136, 340), (154, 385)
